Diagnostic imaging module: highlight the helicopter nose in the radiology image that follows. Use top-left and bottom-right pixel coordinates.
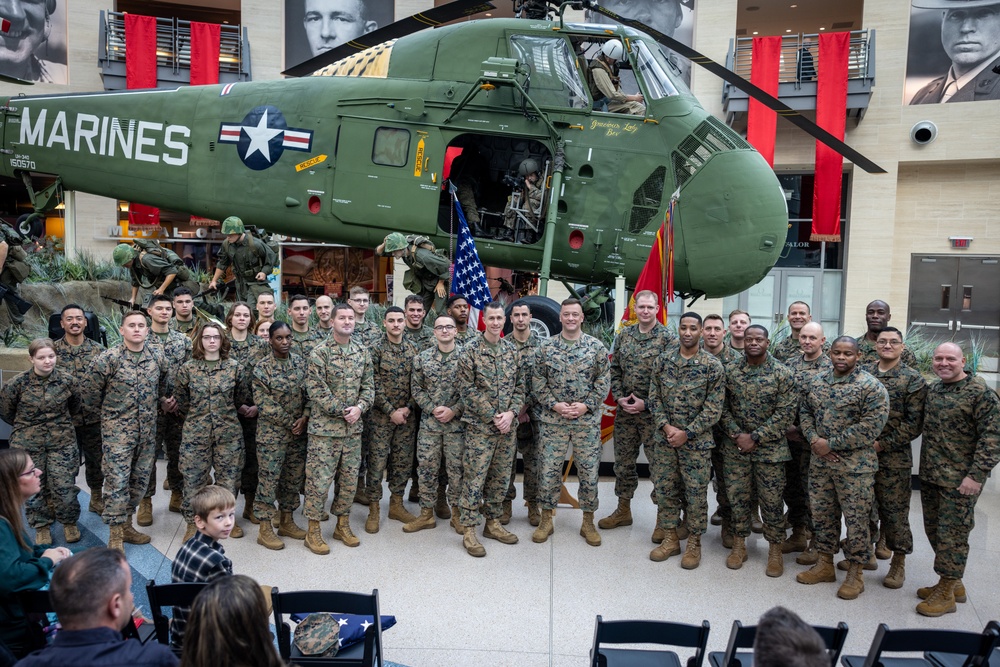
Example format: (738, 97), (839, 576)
(671, 149), (788, 298)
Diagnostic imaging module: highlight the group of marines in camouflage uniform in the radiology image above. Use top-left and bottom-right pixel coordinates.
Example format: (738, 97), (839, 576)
(1, 279), (997, 616)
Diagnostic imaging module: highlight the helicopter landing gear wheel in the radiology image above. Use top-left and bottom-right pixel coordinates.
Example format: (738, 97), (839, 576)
(503, 295), (561, 338)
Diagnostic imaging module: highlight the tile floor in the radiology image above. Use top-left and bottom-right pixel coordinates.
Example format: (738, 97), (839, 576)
(73, 464), (1000, 667)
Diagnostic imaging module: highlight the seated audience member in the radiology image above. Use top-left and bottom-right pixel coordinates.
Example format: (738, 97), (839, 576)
(753, 606), (828, 667)
(179, 575), (283, 667)
(170, 485), (235, 650)
(0, 449), (71, 663)
(17, 547), (178, 667)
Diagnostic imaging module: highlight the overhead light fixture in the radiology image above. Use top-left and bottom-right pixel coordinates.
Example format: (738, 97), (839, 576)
(752, 30), (759, 34)
(790, 3), (798, 7)
(785, 29), (792, 32)
(820, 26), (826, 30)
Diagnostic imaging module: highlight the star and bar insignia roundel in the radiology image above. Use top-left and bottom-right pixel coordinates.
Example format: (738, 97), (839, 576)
(218, 105), (314, 171)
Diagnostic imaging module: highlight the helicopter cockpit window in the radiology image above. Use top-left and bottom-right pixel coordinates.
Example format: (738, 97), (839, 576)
(372, 127), (410, 167)
(633, 40), (680, 101)
(509, 35), (589, 109)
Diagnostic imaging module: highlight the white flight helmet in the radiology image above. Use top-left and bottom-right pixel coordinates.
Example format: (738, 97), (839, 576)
(601, 39), (625, 61)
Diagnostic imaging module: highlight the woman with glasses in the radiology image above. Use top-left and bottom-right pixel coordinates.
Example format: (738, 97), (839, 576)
(225, 303), (267, 528)
(176, 324), (251, 542)
(0, 449), (71, 662)
(0, 338), (82, 547)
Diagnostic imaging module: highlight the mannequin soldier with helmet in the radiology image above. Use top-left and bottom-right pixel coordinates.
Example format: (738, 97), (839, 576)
(112, 242), (200, 307)
(208, 216), (278, 303)
(376, 232), (451, 315)
(500, 159), (545, 244)
(587, 39), (646, 115)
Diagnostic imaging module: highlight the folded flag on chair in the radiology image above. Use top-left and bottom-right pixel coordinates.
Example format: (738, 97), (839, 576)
(291, 613), (397, 649)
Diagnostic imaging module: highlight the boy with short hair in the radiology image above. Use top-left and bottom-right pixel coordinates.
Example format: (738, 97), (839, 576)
(169, 485), (235, 649)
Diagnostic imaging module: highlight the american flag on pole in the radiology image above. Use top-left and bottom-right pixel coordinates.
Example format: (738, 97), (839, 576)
(450, 190), (491, 332)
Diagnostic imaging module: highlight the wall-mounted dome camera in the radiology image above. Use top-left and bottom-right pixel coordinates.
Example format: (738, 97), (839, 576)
(911, 121), (938, 145)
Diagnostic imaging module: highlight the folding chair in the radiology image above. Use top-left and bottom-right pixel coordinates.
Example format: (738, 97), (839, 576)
(926, 621), (1000, 667)
(18, 589), (153, 643)
(145, 581), (209, 656)
(270, 587), (382, 667)
(590, 615), (711, 667)
(708, 620), (848, 667)
(842, 623), (1000, 667)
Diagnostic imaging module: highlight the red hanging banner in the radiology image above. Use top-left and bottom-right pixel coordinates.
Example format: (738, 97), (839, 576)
(747, 36), (782, 167)
(811, 32), (850, 242)
(190, 21), (221, 85)
(124, 14), (158, 89)
(128, 203), (161, 227)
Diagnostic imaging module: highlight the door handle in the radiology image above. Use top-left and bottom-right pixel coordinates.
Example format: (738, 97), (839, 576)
(956, 320), (961, 331)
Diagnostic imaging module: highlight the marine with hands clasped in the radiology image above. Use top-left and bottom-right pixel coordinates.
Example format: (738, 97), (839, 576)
(701, 313), (739, 546)
(503, 300), (543, 527)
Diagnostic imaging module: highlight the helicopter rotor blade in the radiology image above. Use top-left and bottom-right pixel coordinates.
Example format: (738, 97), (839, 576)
(582, 1), (886, 174)
(282, 0), (496, 78)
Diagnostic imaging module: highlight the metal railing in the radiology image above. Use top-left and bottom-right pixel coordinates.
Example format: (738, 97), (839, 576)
(101, 11), (245, 74)
(728, 31), (873, 84)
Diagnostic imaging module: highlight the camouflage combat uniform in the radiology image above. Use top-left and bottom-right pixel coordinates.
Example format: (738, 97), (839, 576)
(648, 346), (725, 535)
(532, 333), (611, 513)
(129, 251), (199, 298)
(304, 339), (374, 520)
(91, 344), (170, 525)
(506, 332), (542, 507)
(365, 334), (421, 503)
(867, 362), (927, 555)
(707, 344), (740, 526)
(799, 366), (888, 565)
(170, 316), (197, 335)
(378, 237), (452, 315)
(253, 352), (310, 521)
(0, 368), (82, 528)
(215, 234), (275, 303)
(771, 336), (830, 364)
(857, 335), (917, 368)
(144, 329), (192, 499)
(411, 344), (465, 509)
(919, 374), (1000, 579)
(228, 333), (269, 499)
(174, 357), (249, 521)
(719, 354), (797, 543)
(403, 325), (435, 352)
(352, 318), (381, 349)
(0, 222), (30, 324)
(453, 328), (478, 348)
(609, 322), (677, 504)
(782, 353), (833, 533)
(54, 336), (105, 498)
(457, 335), (526, 526)
(291, 327), (325, 361)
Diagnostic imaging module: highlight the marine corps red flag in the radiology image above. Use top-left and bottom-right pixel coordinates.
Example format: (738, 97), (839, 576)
(190, 22), (221, 85)
(811, 31), (849, 242)
(747, 36), (782, 167)
(125, 14), (157, 90)
(620, 220), (669, 329)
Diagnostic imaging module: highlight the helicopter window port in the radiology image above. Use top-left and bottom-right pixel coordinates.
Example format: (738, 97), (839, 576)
(634, 41), (679, 101)
(372, 127), (410, 167)
(508, 35), (589, 109)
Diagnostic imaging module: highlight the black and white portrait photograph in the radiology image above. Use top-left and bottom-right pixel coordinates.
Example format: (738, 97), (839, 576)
(592, 0), (696, 86)
(0, 0), (68, 84)
(905, 0), (1000, 104)
(284, 0), (395, 72)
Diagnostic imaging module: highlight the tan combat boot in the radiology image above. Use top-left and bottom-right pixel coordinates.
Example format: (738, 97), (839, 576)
(500, 500), (513, 525)
(365, 502), (380, 534)
(463, 526), (486, 557)
(676, 516), (690, 541)
(580, 511), (602, 547)
(35, 525), (52, 545)
(838, 553), (877, 571)
(257, 520), (284, 550)
(408, 479), (420, 503)
(838, 562), (865, 600)
(333, 515), (360, 547)
(353, 485), (369, 506)
(108, 525), (125, 553)
(242, 492), (258, 524)
(89, 494), (104, 515)
(917, 577), (959, 617)
(781, 526), (809, 554)
(305, 519), (330, 555)
(484, 518), (518, 544)
(278, 511), (307, 540)
(403, 507), (437, 533)
(918, 578), (967, 603)
(720, 519), (734, 549)
(766, 542), (784, 578)
(651, 510), (666, 544)
(63, 523), (81, 544)
(435, 485), (451, 519)
(598, 498), (632, 530)
(182, 521), (197, 542)
(796, 552), (837, 584)
(532, 509), (554, 543)
(122, 515), (151, 544)
(751, 508), (764, 534)
(450, 506), (463, 534)
(230, 524), (244, 538)
(796, 536), (819, 565)
(875, 534), (891, 560)
(168, 491), (182, 513)
(137, 498), (153, 527)
(681, 535), (702, 569)
(527, 502), (540, 527)
(388, 494), (417, 523)
(883, 552), (906, 589)
(727, 536), (748, 570)
(163, 478), (170, 491)
(650, 529), (681, 562)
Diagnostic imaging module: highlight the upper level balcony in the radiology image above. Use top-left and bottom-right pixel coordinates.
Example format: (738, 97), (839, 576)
(98, 10), (251, 90)
(722, 31), (876, 125)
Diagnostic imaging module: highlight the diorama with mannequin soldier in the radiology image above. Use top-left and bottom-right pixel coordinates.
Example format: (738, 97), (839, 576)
(376, 232), (451, 315)
(500, 158), (545, 244)
(0, 219), (33, 325)
(587, 39), (646, 115)
(208, 216), (278, 304)
(112, 242), (200, 307)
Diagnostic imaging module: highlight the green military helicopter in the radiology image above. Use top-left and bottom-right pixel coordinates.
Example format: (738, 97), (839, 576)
(0, 0), (881, 323)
